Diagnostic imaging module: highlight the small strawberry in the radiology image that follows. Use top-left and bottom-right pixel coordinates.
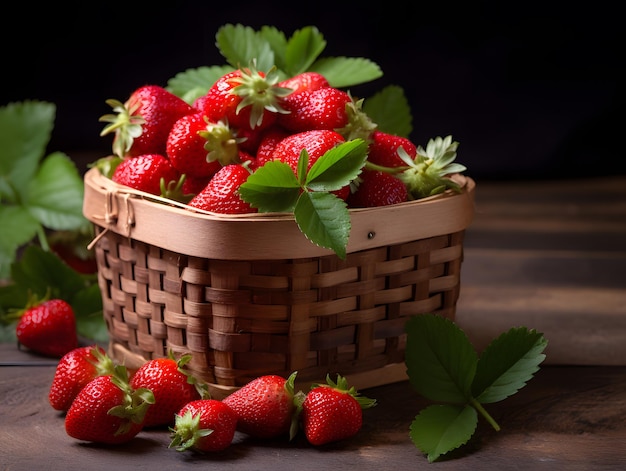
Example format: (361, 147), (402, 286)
(199, 64), (292, 132)
(65, 365), (155, 445)
(278, 86), (352, 133)
(166, 113), (231, 179)
(111, 153), (183, 197)
(222, 372), (299, 440)
(15, 298), (78, 358)
(99, 84), (195, 158)
(367, 130), (417, 168)
(277, 71), (329, 96)
(347, 170), (408, 208)
(169, 399), (238, 452)
(130, 351), (209, 428)
(49, 345), (115, 412)
(300, 374), (376, 446)
(187, 163), (256, 214)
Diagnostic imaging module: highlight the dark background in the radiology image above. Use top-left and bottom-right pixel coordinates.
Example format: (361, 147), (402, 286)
(2, 1), (622, 180)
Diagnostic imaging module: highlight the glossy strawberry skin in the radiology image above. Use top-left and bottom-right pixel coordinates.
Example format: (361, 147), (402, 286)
(270, 129), (345, 172)
(16, 299), (77, 358)
(166, 113), (223, 179)
(367, 130), (417, 167)
(278, 87), (351, 133)
(65, 375), (146, 444)
(112, 153), (181, 196)
(187, 164), (256, 214)
(49, 345), (112, 411)
(130, 357), (202, 428)
(123, 85), (195, 157)
(277, 72), (329, 96)
(254, 126), (290, 168)
(171, 399), (238, 452)
(347, 170), (408, 208)
(222, 374), (296, 439)
(300, 385), (363, 446)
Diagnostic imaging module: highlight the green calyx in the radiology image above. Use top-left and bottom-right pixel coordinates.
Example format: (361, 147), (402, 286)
(171, 350), (210, 399)
(107, 364), (155, 436)
(98, 98), (145, 158)
(321, 373), (377, 410)
(199, 119), (243, 166)
(230, 61), (293, 129)
(88, 346), (116, 377)
(169, 409), (213, 452)
(397, 135), (467, 200)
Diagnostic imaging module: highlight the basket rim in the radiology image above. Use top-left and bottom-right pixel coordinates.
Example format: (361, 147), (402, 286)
(83, 167), (475, 260)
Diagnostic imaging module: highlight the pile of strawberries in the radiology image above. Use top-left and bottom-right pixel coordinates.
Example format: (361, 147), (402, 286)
(50, 345), (376, 451)
(99, 71), (418, 213)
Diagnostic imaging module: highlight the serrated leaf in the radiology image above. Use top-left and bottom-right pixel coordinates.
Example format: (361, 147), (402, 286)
(0, 101), (55, 196)
(258, 26), (288, 71)
(306, 139), (368, 192)
(294, 192), (349, 259)
(405, 314), (478, 403)
(0, 206), (41, 279)
(25, 152), (90, 231)
(284, 26), (326, 76)
(238, 160), (301, 212)
(363, 85), (413, 137)
(216, 23), (275, 71)
(309, 57), (383, 88)
(166, 65), (235, 103)
(472, 327), (548, 403)
(410, 404), (477, 463)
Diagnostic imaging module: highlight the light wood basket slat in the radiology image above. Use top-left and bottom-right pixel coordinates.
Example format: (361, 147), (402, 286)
(83, 167), (475, 398)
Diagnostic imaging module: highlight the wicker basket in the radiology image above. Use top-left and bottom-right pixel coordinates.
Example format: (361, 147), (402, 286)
(83, 166), (475, 399)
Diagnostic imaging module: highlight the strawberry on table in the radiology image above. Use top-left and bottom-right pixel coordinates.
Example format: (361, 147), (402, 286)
(99, 84), (195, 158)
(15, 298), (78, 358)
(111, 153), (183, 197)
(222, 372), (300, 440)
(65, 364), (155, 445)
(130, 351), (209, 428)
(300, 374), (376, 446)
(169, 399), (238, 452)
(187, 163), (256, 214)
(49, 345), (115, 412)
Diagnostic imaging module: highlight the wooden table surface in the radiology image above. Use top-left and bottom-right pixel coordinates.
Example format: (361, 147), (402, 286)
(2, 175), (626, 470)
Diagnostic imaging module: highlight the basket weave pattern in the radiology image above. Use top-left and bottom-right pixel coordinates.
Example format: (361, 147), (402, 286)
(84, 168), (474, 397)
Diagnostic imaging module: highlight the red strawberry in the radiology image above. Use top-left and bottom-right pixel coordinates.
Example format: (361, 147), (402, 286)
(199, 65), (291, 132)
(65, 365), (155, 444)
(187, 164), (256, 214)
(49, 345), (115, 412)
(15, 298), (78, 358)
(130, 352), (208, 428)
(270, 129), (345, 172)
(254, 126), (290, 168)
(169, 399), (238, 452)
(347, 170), (408, 208)
(112, 153), (182, 197)
(277, 72), (329, 95)
(300, 374), (376, 446)
(222, 372), (298, 439)
(166, 113), (230, 178)
(367, 130), (417, 167)
(278, 86), (352, 133)
(100, 84), (195, 158)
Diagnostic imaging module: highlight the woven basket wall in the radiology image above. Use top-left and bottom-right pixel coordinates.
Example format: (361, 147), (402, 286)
(83, 167), (475, 398)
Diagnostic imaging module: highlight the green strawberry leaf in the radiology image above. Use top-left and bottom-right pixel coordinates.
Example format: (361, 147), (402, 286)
(294, 191), (350, 259)
(238, 160), (302, 212)
(26, 152), (90, 231)
(0, 100), (55, 198)
(405, 314), (478, 404)
(0, 206), (41, 278)
(310, 56), (383, 89)
(216, 23), (276, 72)
(363, 85), (413, 138)
(258, 26), (289, 71)
(306, 139), (368, 192)
(410, 404), (478, 463)
(283, 26), (327, 76)
(472, 327), (548, 403)
(166, 65), (235, 104)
